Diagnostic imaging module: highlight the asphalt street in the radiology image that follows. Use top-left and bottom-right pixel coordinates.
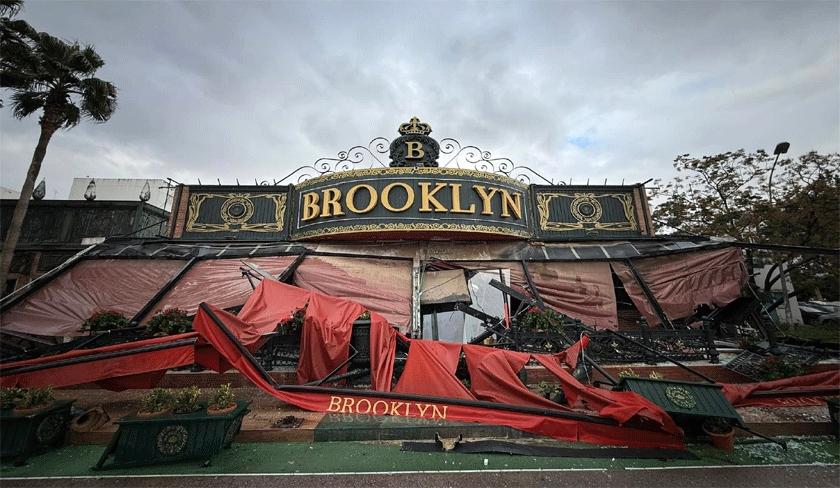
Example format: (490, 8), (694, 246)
(3, 465), (840, 488)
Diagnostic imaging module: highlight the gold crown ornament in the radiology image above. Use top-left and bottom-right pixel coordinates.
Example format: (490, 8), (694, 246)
(398, 117), (432, 135)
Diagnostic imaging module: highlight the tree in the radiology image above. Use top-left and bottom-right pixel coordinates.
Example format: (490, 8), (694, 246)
(0, 1), (117, 287)
(652, 149), (840, 300)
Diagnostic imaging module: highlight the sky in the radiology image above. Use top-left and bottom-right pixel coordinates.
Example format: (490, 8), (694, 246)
(1, 0), (838, 200)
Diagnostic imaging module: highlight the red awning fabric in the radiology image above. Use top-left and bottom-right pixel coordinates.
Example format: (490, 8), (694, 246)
(394, 341), (475, 399)
(142, 256), (298, 322)
(0, 332), (197, 390)
(457, 261), (618, 329)
(721, 370), (840, 408)
(1, 259), (186, 337)
(293, 256), (412, 332)
(465, 345), (563, 409)
(192, 302), (684, 449)
(611, 247), (747, 326)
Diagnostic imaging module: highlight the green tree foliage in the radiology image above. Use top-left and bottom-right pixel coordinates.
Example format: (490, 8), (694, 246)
(0, 0), (117, 287)
(653, 150), (840, 300)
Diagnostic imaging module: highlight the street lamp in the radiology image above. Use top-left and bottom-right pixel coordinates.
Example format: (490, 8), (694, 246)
(768, 141), (789, 205)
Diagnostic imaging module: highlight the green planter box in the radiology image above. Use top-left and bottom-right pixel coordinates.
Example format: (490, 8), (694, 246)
(94, 400), (250, 470)
(617, 377), (742, 434)
(1, 400), (74, 465)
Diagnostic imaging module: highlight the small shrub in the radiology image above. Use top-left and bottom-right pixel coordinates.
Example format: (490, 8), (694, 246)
(16, 386), (54, 410)
(139, 388), (174, 414)
(82, 310), (130, 333)
(279, 309), (305, 335)
(208, 384), (236, 410)
(759, 355), (805, 381)
(519, 308), (566, 333)
(618, 368), (639, 378)
(357, 311), (370, 320)
(173, 386), (201, 414)
(147, 308), (193, 336)
(1, 387), (24, 409)
(648, 371), (664, 380)
(535, 381), (564, 403)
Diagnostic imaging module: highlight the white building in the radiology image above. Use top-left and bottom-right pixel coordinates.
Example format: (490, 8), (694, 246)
(68, 178), (173, 211)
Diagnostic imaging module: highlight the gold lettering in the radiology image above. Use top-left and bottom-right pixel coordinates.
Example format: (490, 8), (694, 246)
(403, 402), (410, 416)
(389, 402), (405, 416)
(321, 188), (344, 217)
(327, 396), (342, 412)
(372, 400), (389, 415)
(418, 182), (447, 212)
(449, 183), (475, 214)
(405, 141), (425, 159)
(356, 399), (372, 414)
(431, 405), (448, 420)
(473, 185), (499, 215)
(301, 192), (320, 221)
(341, 397), (355, 413)
(499, 189), (523, 219)
(416, 403), (431, 418)
(345, 184), (378, 214)
(381, 182), (415, 212)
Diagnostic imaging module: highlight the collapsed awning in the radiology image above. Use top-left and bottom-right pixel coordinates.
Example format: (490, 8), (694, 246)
(1, 259), (186, 337)
(611, 247), (748, 326)
(0, 332), (197, 390)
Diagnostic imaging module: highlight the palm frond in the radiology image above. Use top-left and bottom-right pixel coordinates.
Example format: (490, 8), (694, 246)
(10, 90), (44, 119)
(61, 102), (81, 128)
(79, 77), (117, 122)
(0, 0), (23, 18)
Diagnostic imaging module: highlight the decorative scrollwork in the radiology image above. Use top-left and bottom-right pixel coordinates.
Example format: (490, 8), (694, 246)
(157, 425), (189, 456)
(438, 138), (554, 185)
(276, 134), (554, 185)
(665, 385), (697, 410)
(35, 413), (65, 445)
(276, 137), (390, 185)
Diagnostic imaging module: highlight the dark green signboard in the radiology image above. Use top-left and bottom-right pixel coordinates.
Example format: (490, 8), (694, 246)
(180, 186), (291, 240)
(290, 168), (530, 240)
(532, 185), (648, 240)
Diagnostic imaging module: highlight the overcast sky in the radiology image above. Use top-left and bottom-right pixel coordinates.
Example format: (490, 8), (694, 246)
(1, 0), (838, 199)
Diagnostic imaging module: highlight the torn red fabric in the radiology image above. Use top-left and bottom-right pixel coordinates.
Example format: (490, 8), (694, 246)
(192, 303), (684, 449)
(228, 279), (396, 387)
(395, 341), (475, 400)
(535, 354), (682, 437)
(721, 370), (840, 408)
(0, 332), (196, 390)
(464, 345), (564, 410)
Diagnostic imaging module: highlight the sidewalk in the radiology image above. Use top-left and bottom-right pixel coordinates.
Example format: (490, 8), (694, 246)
(1, 437), (838, 478)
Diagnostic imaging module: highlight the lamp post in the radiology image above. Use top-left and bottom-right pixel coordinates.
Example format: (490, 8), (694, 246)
(768, 141), (789, 205)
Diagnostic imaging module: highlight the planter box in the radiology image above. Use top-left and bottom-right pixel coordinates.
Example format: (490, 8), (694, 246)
(0, 400), (74, 464)
(617, 377), (741, 434)
(94, 400), (250, 469)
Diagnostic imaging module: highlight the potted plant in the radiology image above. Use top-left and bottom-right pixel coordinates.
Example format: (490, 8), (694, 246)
(82, 310), (130, 333)
(138, 388), (175, 417)
(146, 309), (193, 337)
(1, 386), (23, 411)
(173, 386), (201, 414)
(207, 384), (236, 415)
(277, 308), (305, 342)
(14, 386), (55, 415)
(1, 386), (74, 464)
(95, 385), (250, 470)
(535, 381), (565, 404)
(702, 417), (735, 451)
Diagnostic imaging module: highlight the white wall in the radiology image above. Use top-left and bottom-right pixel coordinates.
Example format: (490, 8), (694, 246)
(68, 178), (173, 210)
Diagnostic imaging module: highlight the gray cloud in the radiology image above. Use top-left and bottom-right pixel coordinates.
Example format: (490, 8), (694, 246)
(1, 0), (837, 199)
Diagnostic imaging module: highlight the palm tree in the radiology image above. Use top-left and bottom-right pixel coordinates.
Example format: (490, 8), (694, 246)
(0, 5), (117, 287)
